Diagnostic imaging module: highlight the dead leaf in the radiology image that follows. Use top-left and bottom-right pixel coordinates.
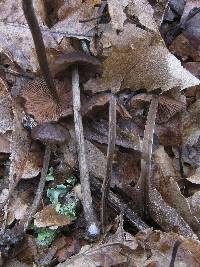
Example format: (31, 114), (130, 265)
(7, 190), (33, 225)
(0, 0), (59, 72)
(34, 204), (72, 228)
(187, 167), (200, 184)
(52, 0), (98, 42)
(107, 0), (127, 31)
(127, 0), (158, 31)
(154, 146), (200, 234)
(85, 23), (199, 93)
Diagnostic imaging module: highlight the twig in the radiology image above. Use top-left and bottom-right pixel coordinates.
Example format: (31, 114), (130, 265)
(91, 176), (148, 231)
(0, 65), (34, 80)
(72, 66), (100, 238)
(101, 95), (117, 232)
(22, 0), (59, 102)
(169, 240), (182, 267)
(136, 96), (159, 218)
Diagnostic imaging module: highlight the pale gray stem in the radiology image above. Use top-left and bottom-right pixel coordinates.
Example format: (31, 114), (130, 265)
(72, 66), (100, 238)
(101, 95), (117, 232)
(136, 96), (159, 217)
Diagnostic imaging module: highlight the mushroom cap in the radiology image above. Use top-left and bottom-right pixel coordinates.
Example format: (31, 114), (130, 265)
(31, 122), (71, 145)
(50, 51), (102, 80)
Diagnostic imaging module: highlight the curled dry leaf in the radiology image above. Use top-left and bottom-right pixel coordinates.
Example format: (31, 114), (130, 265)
(21, 78), (72, 123)
(85, 23), (199, 93)
(148, 184), (198, 239)
(34, 204), (72, 228)
(0, 0), (59, 72)
(154, 146), (200, 235)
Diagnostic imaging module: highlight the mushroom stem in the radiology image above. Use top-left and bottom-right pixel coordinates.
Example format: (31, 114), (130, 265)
(21, 145), (51, 230)
(72, 66), (100, 238)
(101, 94), (117, 233)
(136, 96), (158, 218)
(22, 0), (59, 103)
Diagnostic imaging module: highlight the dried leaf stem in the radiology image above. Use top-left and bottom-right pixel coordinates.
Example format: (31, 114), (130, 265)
(72, 66), (100, 238)
(22, 0), (59, 102)
(136, 96), (159, 217)
(101, 95), (117, 232)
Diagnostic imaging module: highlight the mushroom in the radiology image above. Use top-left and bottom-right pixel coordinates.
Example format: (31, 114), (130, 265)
(127, 93), (185, 217)
(22, 122), (71, 227)
(50, 51), (102, 238)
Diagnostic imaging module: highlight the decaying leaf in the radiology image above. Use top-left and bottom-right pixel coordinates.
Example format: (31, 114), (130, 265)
(182, 99), (200, 145)
(58, 227), (200, 267)
(7, 190), (33, 225)
(85, 23), (199, 93)
(0, 0), (59, 72)
(52, 0), (98, 42)
(127, 0), (158, 31)
(187, 167), (200, 184)
(107, 0), (127, 31)
(154, 146), (200, 235)
(34, 204), (72, 228)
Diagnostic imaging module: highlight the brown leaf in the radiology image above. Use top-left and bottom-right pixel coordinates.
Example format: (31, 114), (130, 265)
(85, 23), (199, 93)
(153, 146), (200, 234)
(107, 0), (127, 31)
(0, 0), (59, 72)
(52, 0), (98, 42)
(186, 167), (200, 184)
(34, 204), (72, 228)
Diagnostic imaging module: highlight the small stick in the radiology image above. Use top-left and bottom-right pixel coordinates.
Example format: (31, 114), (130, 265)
(136, 96), (158, 218)
(22, 0), (59, 102)
(169, 240), (182, 267)
(101, 95), (117, 232)
(72, 66), (100, 238)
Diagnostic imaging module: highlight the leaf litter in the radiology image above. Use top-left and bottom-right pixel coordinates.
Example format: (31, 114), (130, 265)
(1, 0), (200, 266)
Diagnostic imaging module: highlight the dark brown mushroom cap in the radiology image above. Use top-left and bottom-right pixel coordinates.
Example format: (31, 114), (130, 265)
(50, 51), (102, 81)
(31, 122), (71, 145)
